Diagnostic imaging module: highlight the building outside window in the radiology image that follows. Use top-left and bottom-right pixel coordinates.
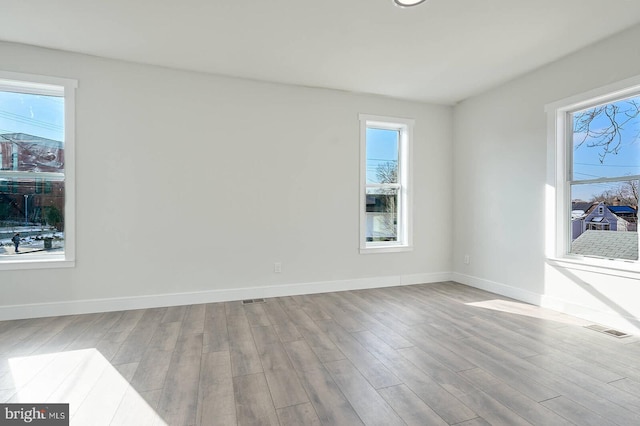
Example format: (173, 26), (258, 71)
(0, 71), (76, 268)
(359, 114), (413, 253)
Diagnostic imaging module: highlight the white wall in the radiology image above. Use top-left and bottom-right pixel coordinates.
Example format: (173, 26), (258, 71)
(0, 41), (453, 318)
(453, 24), (640, 333)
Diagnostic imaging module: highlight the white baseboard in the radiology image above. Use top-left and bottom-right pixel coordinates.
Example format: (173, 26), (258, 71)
(539, 294), (640, 334)
(452, 272), (640, 335)
(451, 272), (543, 305)
(4, 270), (638, 334)
(0, 271), (453, 321)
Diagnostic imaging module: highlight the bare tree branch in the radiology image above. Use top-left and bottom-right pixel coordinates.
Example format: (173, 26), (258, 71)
(591, 180), (639, 207)
(574, 100), (640, 163)
(376, 161), (397, 184)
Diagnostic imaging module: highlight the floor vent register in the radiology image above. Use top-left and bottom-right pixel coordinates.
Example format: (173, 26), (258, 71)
(585, 324), (632, 338)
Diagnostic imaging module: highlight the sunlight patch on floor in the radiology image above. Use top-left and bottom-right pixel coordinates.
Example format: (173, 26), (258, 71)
(9, 348), (166, 425)
(465, 299), (592, 326)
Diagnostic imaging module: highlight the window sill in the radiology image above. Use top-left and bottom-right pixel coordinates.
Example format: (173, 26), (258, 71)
(360, 245), (413, 254)
(0, 256), (74, 271)
(546, 255), (640, 278)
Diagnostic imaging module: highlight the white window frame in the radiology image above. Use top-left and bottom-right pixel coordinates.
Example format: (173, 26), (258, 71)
(546, 75), (640, 273)
(0, 70), (77, 270)
(359, 114), (413, 253)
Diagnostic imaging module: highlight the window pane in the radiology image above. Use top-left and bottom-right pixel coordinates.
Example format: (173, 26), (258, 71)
(0, 90), (64, 173)
(572, 95), (640, 181)
(0, 178), (65, 256)
(365, 187), (398, 242)
(366, 128), (399, 184)
(570, 182), (638, 260)
(0, 87), (66, 258)
(0, 90), (65, 140)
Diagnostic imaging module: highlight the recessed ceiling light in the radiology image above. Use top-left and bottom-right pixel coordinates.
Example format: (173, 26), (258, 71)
(394, 0), (428, 7)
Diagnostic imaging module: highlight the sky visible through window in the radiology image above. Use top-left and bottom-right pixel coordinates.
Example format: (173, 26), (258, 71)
(366, 127), (398, 184)
(0, 91), (64, 141)
(572, 95), (640, 202)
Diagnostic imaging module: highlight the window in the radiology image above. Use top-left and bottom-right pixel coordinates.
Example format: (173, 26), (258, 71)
(0, 71), (76, 269)
(359, 114), (413, 253)
(547, 77), (640, 266)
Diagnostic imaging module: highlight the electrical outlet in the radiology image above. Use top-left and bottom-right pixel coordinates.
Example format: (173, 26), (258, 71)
(463, 254), (470, 265)
(274, 262), (282, 273)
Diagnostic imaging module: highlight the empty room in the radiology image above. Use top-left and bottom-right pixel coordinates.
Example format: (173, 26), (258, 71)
(1, 0), (640, 425)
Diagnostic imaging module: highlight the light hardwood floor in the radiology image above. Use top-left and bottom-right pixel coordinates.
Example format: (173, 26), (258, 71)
(1, 281), (640, 425)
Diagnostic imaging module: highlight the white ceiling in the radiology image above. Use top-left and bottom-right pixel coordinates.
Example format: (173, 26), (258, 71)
(2, 0), (640, 105)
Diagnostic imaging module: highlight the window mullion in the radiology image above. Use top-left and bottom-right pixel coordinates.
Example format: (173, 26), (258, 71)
(569, 175), (640, 186)
(0, 171), (65, 180)
(365, 183), (401, 189)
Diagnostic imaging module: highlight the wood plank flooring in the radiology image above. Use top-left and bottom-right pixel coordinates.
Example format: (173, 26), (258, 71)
(1, 281), (640, 425)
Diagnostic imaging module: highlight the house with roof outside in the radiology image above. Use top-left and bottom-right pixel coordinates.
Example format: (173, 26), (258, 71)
(571, 201), (638, 261)
(571, 200), (637, 241)
(608, 205), (638, 231)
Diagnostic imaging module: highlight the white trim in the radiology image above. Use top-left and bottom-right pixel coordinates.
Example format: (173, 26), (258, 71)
(360, 116), (368, 249)
(359, 245), (414, 254)
(0, 70), (77, 93)
(63, 74), (77, 264)
(451, 272), (542, 306)
(0, 70), (77, 269)
(453, 271), (640, 335)
(4, 271), (639, 334)
(545, 74), (640, 113)
(546, 257), (640, 278)
(539, 293), (640, 335)
(359, 113), (414, 253)
(546, 74), (640, 270)
(0, 257), (74, 271)
(0, 272), (452, 321)
(359, 114), (416, 129)
(401, 272), (451, 285)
